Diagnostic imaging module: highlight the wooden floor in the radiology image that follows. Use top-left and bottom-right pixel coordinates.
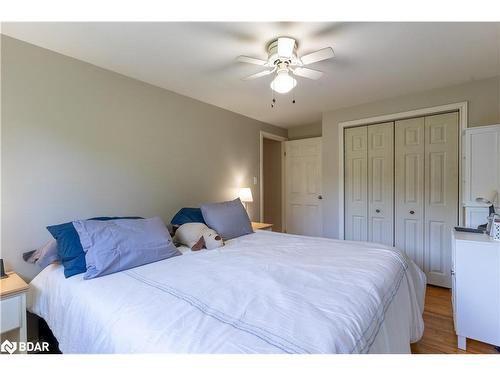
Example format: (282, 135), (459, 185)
(411, 285), (498, 354)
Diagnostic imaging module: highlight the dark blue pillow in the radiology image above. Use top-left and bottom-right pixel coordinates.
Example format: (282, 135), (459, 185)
(170, 208), (206, 226)
(47, 216), (142, 278)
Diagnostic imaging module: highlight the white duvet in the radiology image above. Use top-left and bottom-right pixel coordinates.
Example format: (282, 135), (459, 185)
(28, 231), (426, 354)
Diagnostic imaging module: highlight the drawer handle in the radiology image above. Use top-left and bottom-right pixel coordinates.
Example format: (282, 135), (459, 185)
(375, 209), (381, 213)
(409, 210), (415, 215)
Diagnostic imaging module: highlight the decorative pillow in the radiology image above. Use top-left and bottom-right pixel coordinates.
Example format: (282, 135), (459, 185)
(73, 217), (181, 279)
(171, 208), (206, 226)
(173, 223), (224, 251)
(200, 198), (253, 240)
(47, 216), (142, 278)
(23, 239), (60, 269)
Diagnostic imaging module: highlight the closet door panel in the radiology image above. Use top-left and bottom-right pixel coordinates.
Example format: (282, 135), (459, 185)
(395, 118), (425, 269)
(345, 126), (368, 241)
(368, 122), (394, 246)
(424, 112), (459, 288)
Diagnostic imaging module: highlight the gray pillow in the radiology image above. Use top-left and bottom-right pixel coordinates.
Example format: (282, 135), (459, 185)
(24, 239), (60, 269)
(73, 217), (181, 279)
(201, 198), (253, 240)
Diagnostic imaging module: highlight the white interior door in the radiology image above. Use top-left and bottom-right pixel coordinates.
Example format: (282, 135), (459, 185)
(368, 122), (394, 246)
(285, 137), (322, 236)
(395, 117), (425, 270)
(424, 112), (458, 288)
(344, 126), (368, 241)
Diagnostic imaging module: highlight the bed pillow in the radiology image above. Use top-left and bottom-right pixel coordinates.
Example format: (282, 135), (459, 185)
(47, 216), (142, 278)
(73, 217), (181, 279)
(200, 198), (253, 240)
(171, 208), (206, 226)
(23, 239), (60, 269)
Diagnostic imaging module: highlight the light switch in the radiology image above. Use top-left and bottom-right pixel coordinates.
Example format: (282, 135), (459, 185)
(253, 176), (258, 185)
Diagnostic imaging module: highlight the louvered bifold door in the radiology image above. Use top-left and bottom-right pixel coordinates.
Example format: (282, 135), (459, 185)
(395, 118), (425, 270)
(367, 122), (394, 246)
(344, 126), (368, 241)
(424, 112), (459, 288)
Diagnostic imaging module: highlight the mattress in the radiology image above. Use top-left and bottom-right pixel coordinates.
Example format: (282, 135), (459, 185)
(28, 230), (426, 353)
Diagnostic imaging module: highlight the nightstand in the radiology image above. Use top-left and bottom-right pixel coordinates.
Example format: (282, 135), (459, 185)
(251, 222), (274, 231)
(1, 272), (29, 353)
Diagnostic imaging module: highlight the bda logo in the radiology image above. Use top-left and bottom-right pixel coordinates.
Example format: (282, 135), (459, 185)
(1, 339), (17, 354)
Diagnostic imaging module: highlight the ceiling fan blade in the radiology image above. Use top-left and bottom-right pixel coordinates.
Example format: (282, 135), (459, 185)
(236, 56), (268, 66)
(242, 70), (274, 81)
(300, 47), (334, 65)
(277, 37), (296, 58)
(292, 67), (323, 80)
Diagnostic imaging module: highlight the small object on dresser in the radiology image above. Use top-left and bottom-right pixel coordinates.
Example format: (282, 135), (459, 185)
(490, 221), (500, 241)
(0, 259), (7, 279)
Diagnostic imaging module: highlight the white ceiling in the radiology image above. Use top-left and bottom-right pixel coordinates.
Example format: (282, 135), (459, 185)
(2, 22), (500, 128)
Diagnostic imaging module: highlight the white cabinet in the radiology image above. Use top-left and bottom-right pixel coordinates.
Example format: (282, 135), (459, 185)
(452, 230), (500, 350)
(463, 124), (500, 224)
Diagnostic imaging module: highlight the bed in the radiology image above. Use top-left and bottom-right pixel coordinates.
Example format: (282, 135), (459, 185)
(28, 230), (426, 354)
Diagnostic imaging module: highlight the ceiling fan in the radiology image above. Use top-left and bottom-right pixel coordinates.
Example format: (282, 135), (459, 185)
(237, 37), (334, 94)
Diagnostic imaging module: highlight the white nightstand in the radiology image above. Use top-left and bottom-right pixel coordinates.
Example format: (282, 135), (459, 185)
(1, 272), (29, 354)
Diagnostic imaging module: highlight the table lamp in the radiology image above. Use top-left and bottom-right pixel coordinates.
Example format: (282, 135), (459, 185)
(238, 187), (253, 212)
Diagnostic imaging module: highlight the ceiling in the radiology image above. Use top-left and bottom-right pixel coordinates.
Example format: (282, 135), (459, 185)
(2, 22), (500, 128)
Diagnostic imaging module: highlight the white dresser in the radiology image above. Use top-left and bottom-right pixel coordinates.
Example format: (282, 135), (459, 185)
(452, 229), (500, 350)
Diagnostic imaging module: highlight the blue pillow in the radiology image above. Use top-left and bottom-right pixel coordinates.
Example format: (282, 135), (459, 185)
(47, 216), (142, 278)
(171, 208), (206, 226)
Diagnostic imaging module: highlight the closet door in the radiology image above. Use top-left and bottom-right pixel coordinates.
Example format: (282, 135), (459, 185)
(424, 112), (458, 288)
(344, 126), (368, 241)
(395, 118), (425, 269)
(368, 122), (394, 246)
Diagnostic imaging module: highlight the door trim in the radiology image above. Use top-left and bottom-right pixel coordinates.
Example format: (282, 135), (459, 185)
(337, 101), (468, 239)
(259, 131), (287, 227)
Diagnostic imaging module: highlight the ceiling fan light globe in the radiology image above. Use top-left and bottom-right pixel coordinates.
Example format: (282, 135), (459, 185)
(270, 71), (297, 94)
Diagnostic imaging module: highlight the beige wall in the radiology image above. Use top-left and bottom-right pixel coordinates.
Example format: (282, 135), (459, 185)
(1, 36), (286, 280)
(263, 138), (282, 232)
(287, 121), (322, 140)
(322, 76), (500, 239)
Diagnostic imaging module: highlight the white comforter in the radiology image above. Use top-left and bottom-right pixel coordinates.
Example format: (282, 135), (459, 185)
(28, 231), (426, 353)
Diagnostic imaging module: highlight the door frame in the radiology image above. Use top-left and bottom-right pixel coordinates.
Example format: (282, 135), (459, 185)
(337, 101), (468, 239)
(259, 131), (287, 227)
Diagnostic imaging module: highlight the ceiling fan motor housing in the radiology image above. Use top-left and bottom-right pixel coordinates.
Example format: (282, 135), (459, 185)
(267, 38), (299, 66)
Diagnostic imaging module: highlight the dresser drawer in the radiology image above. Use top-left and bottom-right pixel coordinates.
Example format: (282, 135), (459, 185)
(0, 295), (22, 334)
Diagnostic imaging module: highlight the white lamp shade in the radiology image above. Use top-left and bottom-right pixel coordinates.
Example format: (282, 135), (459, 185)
(238, 187), (253, 203)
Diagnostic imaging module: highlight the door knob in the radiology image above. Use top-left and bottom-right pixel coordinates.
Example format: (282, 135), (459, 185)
(375, 209), (381, 213)
(318, 195), (323, 200)
(409, 210), (415, 215)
